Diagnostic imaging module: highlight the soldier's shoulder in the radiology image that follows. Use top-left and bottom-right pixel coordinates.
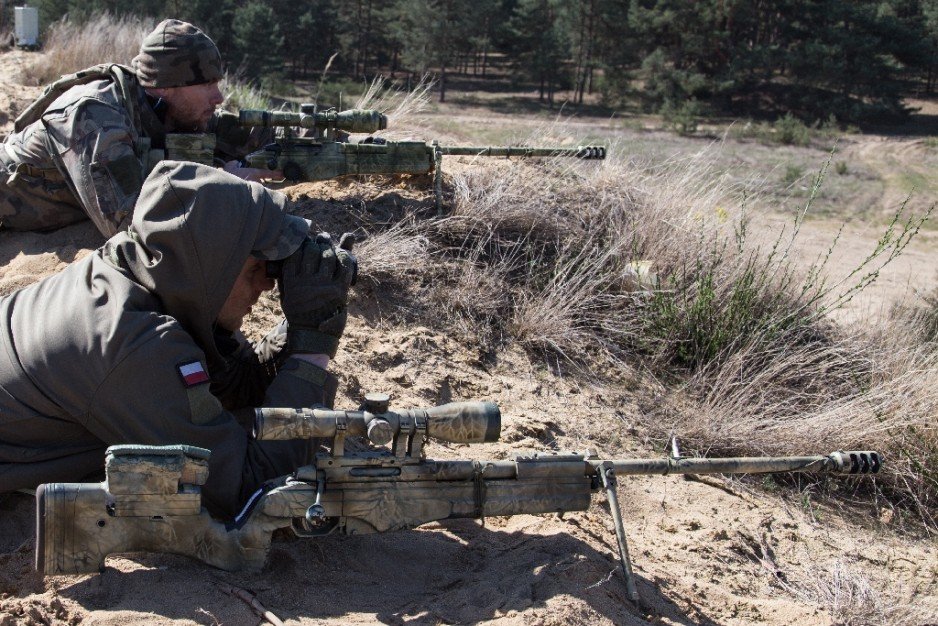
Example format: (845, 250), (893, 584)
(44, 78), (129, 118)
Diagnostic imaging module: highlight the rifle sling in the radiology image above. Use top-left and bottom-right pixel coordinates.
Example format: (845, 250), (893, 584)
(473, 461), (488, 527)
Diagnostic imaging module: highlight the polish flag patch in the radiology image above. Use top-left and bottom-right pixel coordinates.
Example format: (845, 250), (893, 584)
(177, 360), (209, 387)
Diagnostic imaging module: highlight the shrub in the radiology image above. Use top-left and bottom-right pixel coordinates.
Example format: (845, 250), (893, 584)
(783, 164), (805, 185)
(774, 113), (812, 146)
(659, 98), (701, 136)
(366, 140), (935, 529)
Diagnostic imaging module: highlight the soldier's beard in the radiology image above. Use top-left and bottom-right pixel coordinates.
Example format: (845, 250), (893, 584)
(165, 106), (214, 132)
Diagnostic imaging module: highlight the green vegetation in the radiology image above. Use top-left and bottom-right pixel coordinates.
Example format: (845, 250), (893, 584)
(659, 98), (700, 136)
(11, 0), (938, 123)
(783, 164), (805, 185)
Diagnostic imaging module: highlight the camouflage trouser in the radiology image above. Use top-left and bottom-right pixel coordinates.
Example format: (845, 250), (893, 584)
(0, 165), (87, 231)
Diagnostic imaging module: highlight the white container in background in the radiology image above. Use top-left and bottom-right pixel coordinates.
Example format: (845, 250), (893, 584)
(14, 6), (40, 49)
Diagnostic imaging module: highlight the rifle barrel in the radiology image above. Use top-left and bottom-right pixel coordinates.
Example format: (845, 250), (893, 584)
(438, 145), (606, 159)
(598, 451), (880, 476)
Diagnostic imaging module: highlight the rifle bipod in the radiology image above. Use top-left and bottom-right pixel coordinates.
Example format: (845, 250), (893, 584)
(597, 462), (641, 604)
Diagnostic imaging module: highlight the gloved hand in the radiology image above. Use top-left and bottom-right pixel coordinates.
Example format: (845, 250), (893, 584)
(278, 232), (357, 358)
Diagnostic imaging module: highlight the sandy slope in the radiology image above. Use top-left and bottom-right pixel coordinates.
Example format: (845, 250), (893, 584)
(0, 51), (936, 625)
(0, 178), (934, 626)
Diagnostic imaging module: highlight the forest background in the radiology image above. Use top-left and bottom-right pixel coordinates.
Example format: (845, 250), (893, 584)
(4, 0), (938, 125)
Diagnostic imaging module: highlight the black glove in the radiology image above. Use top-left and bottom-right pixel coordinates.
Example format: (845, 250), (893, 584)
(278, 232), (357, 358)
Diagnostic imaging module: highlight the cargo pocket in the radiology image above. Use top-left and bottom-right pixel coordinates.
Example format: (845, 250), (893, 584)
(89, 161), (122, 221)
(90, 153), (142, 227)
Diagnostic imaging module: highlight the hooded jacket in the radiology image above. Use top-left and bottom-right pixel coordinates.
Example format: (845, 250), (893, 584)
(0, 161), (326, 517)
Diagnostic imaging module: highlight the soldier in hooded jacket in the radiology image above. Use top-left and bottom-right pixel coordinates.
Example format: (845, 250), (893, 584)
(0, 161), (354, 518)
(0, 19), (276, 238)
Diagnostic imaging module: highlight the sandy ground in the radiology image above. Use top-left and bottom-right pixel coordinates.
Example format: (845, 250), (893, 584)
(0, 49), (936, 625)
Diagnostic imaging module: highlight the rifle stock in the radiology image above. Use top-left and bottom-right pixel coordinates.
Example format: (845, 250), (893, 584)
(35, 400), (881, 605)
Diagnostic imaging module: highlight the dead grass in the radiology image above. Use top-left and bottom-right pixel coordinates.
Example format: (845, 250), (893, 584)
(354, 128), (936, 531)
(19, 13), (149, 85)
(776, 558), (937, 625)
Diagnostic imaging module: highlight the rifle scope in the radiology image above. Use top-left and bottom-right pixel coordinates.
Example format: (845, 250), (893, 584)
(238, 108), (388, 134)
(254, 401), (501, 445)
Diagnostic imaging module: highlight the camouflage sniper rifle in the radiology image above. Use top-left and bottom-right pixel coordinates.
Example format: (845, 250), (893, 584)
(236, 106), (607, 212)
(36, 395), (881, 604)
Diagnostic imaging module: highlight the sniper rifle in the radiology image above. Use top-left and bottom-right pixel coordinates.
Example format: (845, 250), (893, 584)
(36, 395), (880, 604)
(236, 106), (607, 212)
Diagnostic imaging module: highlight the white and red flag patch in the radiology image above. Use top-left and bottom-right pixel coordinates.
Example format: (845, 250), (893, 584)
(177, 360), (209, 387)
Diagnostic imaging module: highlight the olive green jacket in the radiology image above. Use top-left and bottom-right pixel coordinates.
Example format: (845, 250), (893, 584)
(0, 161), (322, 517)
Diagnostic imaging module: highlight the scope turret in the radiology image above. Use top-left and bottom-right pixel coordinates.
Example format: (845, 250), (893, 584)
(254, 401), (501, 446)
(238, 108), (387, 134)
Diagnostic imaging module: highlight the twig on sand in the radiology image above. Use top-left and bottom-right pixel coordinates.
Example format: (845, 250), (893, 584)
(215, 582), (285, 626)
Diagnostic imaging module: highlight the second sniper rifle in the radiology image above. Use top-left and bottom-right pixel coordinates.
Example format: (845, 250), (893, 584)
(36, 395), (881, 605)
(237, 106), (607, 210)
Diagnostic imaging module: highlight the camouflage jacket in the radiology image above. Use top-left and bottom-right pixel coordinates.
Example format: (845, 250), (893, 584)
(0, 68), (264, 237)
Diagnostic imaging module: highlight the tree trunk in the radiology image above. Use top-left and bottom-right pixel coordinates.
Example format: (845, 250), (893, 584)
(440, 65), (447, 103)
(482, 41), (489, 78)
(353, 0), (363, 77)
(573, 2), (587, 105)
(362, 0), (374, 78)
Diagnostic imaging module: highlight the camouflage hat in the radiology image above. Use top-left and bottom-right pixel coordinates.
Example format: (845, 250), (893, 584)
(132, 19), (223, 88)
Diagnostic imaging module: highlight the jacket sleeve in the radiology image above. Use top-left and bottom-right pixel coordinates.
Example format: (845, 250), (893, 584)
(210, 327), (277, 411)
(42, 100), (142, 237)
(86, 329), (333, 518)
(211, 321), (338, 414)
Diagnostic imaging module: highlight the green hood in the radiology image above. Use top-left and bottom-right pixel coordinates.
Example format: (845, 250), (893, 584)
(104, 160), (309, 370)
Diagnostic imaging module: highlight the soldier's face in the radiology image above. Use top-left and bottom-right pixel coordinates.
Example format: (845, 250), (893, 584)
(155, 81), (224, 132)
(216, 257), (276, 332)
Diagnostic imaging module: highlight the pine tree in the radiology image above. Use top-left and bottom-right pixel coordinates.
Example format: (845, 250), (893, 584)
(232, 2), (285, 82)
(390, 0), (471, 101)
(508, 0), (570, 104)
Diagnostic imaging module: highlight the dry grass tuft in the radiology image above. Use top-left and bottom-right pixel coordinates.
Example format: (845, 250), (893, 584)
(220, 73), (271, 112)
(20, 13), (149, 85)
(354, 74), (434, 140)
(355, 125), (936, 528)
(777, 558), (937, 625)
(354, 219), (431, 286)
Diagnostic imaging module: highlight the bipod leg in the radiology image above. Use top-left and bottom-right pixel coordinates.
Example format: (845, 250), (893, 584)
(598, 462), (640, 604)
